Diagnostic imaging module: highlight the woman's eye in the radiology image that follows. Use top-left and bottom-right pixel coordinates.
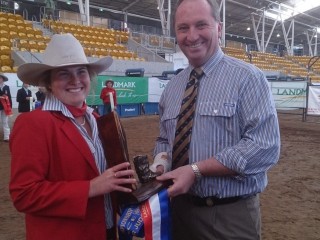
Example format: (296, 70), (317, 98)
(57, 72), (69, 77)
(78, 68), (88, 75)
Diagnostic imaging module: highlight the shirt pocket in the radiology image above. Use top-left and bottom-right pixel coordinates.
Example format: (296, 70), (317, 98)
(196, 101), (239, 144)
(160, 107), (180, 145)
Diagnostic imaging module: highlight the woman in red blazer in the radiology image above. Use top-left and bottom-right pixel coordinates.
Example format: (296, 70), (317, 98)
(9, 34), (136, 240)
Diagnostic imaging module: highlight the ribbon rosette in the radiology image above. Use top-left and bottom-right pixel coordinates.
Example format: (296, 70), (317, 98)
(118, 189), (171, 240)
(0, 95), (12, 116)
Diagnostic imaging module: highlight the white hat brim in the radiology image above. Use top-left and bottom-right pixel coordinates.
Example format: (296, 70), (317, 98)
(17, 56), (113, 86)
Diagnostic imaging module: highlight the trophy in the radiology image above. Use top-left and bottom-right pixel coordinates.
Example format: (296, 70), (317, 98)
(96, 111), (170, 205)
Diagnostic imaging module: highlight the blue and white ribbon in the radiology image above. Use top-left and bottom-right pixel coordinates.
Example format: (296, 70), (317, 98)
(118, 189), (171, 240)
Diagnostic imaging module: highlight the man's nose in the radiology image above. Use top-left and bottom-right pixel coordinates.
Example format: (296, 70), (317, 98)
(187, 27), (199, 41)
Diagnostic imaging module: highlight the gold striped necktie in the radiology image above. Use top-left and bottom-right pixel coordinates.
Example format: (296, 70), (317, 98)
(172, 68), (204, 169)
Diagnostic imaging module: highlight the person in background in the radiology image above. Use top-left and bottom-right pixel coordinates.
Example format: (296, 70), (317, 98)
(0, 73), (12, 142)
(35, 86), (46, 108)
(9, 33), (136, 240)
(150, 0), (281, 239)
(44, 0), (56, 19)
(100, 79), (117, 115)
(16, 83), (34, 113)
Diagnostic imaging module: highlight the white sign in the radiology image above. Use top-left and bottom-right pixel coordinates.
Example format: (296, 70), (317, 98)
(307, 86), (320, 115)
(147, 77), (169, 102)
(269, 81), (307, 109)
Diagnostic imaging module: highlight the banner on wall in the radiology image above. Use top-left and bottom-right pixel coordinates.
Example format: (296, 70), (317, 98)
(269, 81), (307, 109)
(2, 73), (311, 111)
(307, 86), (320, 115)
(147, 77), (169, 102)
(86, 76), (148, 105)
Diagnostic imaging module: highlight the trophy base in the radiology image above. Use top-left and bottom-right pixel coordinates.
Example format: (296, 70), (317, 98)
(118, 179), (171, 205)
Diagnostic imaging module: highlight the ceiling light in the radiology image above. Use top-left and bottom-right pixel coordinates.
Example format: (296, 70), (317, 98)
(265, 0), (320, 22)
(277, 33), (280, 37)
(14, 2), (19, 10)
(247, 27), (251, 31)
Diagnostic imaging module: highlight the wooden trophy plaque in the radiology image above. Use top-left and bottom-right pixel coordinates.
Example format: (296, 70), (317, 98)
(96, 111), (169, 205)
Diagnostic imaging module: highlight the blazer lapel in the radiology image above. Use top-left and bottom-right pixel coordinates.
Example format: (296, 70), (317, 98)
(54, 112), (100, 175)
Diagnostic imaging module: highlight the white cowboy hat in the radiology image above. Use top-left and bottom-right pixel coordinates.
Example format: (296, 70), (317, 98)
(17, 33), (113, 86)
(0, 73), (8, 82)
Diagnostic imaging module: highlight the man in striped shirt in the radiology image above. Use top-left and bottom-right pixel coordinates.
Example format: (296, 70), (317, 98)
(150, 0), (281, 239)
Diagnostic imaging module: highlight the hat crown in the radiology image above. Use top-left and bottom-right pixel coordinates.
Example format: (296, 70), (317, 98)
(17, 33), (113, 86)
(43, 33), (89, 66)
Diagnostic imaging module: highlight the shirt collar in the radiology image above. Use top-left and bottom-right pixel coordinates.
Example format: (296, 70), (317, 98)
(187, 47), (224, 77)
(42, 93), (93, 119)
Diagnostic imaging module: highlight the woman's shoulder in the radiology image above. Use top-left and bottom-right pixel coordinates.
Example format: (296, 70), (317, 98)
(15, 109), (55, 124)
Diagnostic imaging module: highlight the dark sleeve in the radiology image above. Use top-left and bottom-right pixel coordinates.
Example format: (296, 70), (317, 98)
(16, 89), (23, 103)
(36, 91), (40, 101)
(29, 90), (35, 102)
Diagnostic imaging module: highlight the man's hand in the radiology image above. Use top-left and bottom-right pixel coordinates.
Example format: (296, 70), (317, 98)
(156, 165), (196, 198)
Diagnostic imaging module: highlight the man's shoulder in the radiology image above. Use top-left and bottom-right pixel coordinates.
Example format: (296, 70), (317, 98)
(223, 54), (263, 74)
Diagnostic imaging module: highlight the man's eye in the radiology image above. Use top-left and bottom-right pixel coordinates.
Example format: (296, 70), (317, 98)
(177, 26), (188, 32)
(197, 23), (207, 29)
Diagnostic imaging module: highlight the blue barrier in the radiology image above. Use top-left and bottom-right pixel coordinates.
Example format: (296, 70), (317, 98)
(119, 104), (141, 117)
(144, 103), (159, 115)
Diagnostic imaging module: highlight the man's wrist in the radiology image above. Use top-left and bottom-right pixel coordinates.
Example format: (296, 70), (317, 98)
(190, 164), (202, 180)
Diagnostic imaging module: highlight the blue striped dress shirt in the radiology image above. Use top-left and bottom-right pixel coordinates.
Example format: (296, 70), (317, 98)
(154, 48), (281, 198)
(43, 94), (114, 228)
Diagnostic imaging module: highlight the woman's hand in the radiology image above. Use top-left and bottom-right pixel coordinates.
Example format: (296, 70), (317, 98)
(89, 162), (137, 197)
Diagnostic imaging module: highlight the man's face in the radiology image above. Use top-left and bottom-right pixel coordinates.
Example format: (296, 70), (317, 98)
(175, 0), (222, 67)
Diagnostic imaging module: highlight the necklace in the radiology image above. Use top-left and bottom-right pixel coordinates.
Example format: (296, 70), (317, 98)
(80, 116), (86, 126)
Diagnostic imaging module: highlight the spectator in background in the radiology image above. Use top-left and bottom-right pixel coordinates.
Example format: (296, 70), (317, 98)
(16, 83), (34, 113)
(150, 0), (281, 239)
(100, 79), (117, 115)
(0, 73), (12, 142)
(35, 86), (46, 108)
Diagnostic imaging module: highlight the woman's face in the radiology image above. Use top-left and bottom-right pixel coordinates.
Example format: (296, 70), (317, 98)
(50, 65), (90, 107)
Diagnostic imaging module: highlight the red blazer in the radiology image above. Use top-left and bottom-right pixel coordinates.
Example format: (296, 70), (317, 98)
(9, 109), (107, 240)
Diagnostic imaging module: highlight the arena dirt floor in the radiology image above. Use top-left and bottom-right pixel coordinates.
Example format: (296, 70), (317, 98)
(0, 109), (319, 240)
